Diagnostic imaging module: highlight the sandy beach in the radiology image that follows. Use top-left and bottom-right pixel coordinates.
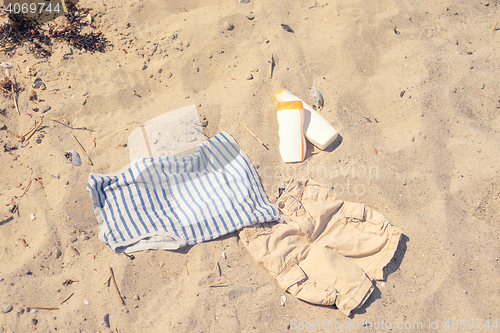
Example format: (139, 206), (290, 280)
(1, 0), (500, 332)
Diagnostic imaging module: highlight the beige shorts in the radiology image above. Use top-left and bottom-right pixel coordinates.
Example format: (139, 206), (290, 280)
(238, 179), (402, 316)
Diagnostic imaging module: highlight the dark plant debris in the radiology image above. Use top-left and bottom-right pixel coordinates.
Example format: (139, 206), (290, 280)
(281, 24), (294, 33)
(0, 6), (112, 58)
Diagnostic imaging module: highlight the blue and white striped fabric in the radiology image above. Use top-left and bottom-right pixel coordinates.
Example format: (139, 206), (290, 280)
(87, 131), (281, 253)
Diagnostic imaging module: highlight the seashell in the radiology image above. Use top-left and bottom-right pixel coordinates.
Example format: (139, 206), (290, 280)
(66, 149), (82, 166)
(0, 62), (14, 68)
(310, 87), (324, 111)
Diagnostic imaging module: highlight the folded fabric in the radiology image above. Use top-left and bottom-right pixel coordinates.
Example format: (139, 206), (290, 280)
(87, 131), (281, 253)
(239, 179), (402, 316)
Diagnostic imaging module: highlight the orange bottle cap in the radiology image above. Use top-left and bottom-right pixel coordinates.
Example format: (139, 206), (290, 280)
(277, 100), (303, 111)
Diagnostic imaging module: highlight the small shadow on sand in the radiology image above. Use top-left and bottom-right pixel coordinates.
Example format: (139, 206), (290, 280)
(171, 232), (238, 255)
(304, 134), (343, 161)
(0, 216), (14, 226)
(352, 234), (408, 317)
(384, 234), (409, 277)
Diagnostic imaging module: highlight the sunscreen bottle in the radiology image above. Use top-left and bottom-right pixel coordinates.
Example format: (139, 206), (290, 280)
(276, 100), (306, 163)
(274, 89), (338, 150)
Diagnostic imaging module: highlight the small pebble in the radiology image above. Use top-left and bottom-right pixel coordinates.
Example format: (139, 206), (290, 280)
(239, 0), (250, 3)
(222, 252), (227, 259)
(103, 314), (110, 328)
(30, 214), (36, 221)
(70, 236), (77, 243)
(223, 22), (234, 31)
(280, 295), (287, 306)
(30, 308), (37, 313)
(201, 116), (208, 128)
(2, 304), (13, 313)
(133, 295), (140, 300)
(84, 300), (89, 305)
(32, 318), (38, 325)
(227, 286), (252, 300)
(40, 104), (51, 113)
(381, 282), (386, 287)
(0, 277), (3, 282)
(246, 73), (253, 80)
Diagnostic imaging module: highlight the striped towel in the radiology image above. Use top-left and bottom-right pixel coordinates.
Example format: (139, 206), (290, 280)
(87, 131), (281, 253)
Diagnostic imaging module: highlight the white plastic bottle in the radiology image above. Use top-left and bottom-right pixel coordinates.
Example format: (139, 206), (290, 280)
(274, 89), (338, 150)
(276, 100), (306, 163)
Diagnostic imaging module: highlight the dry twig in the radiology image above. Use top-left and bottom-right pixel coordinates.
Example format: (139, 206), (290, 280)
(70, 246), (80, 256)
(21, 179), (32, 197)
(208, 281), (225, 288)
(240, 122), (268, 150)
(214, 260), (220, 276)
(72, 134), (93, 166)
(12, 76), (20, 115)
(28, 306), (59, 310)
(23, 121), (43, 143)
(269, 53), (274, 78)
(110, 267), (125, 305)
(49, 112), (72, 121)
(60, 292), (74, 305)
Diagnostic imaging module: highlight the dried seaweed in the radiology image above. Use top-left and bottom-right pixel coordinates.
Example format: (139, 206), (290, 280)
(0, 6), (111, 58)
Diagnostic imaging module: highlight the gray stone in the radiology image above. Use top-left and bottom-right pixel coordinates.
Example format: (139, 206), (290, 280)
(227, 286), (253, 300)
(223, 22), (234, 31)
(103, 314), (110, 328)
(40, 104), (51, 113)
(2, 304), (13, 313)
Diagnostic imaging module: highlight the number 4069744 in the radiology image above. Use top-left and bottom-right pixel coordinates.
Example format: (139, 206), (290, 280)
(5, 2), (61, 14)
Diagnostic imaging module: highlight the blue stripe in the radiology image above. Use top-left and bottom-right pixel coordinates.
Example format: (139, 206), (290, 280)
(107, 176), (134, 239)
(211, 134), (267, 219)
(132, 160), (159, 232)
(90, 175), (117, 243)
(115, 173), (142, 236)
(186, 171), (220, 239)
(150, 157), (179, 237)
(205, 139), (261, 223)
(123, 169), (150, 234)
(97, 176), (119, 243)
(203, 144), (251, 228)
(200, 148), (238, 229)
(177, 172), (207, 242)
(217, 132), (275, 218)
(158, 158), (195, 241)
(141, 159), (168, 231)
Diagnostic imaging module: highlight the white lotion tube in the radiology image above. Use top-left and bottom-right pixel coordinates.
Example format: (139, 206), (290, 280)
(274, 89), (338, 150)
(276, 100), (306, 163)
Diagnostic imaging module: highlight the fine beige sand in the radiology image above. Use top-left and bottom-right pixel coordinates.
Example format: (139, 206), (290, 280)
(1, 0), (500, 332)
